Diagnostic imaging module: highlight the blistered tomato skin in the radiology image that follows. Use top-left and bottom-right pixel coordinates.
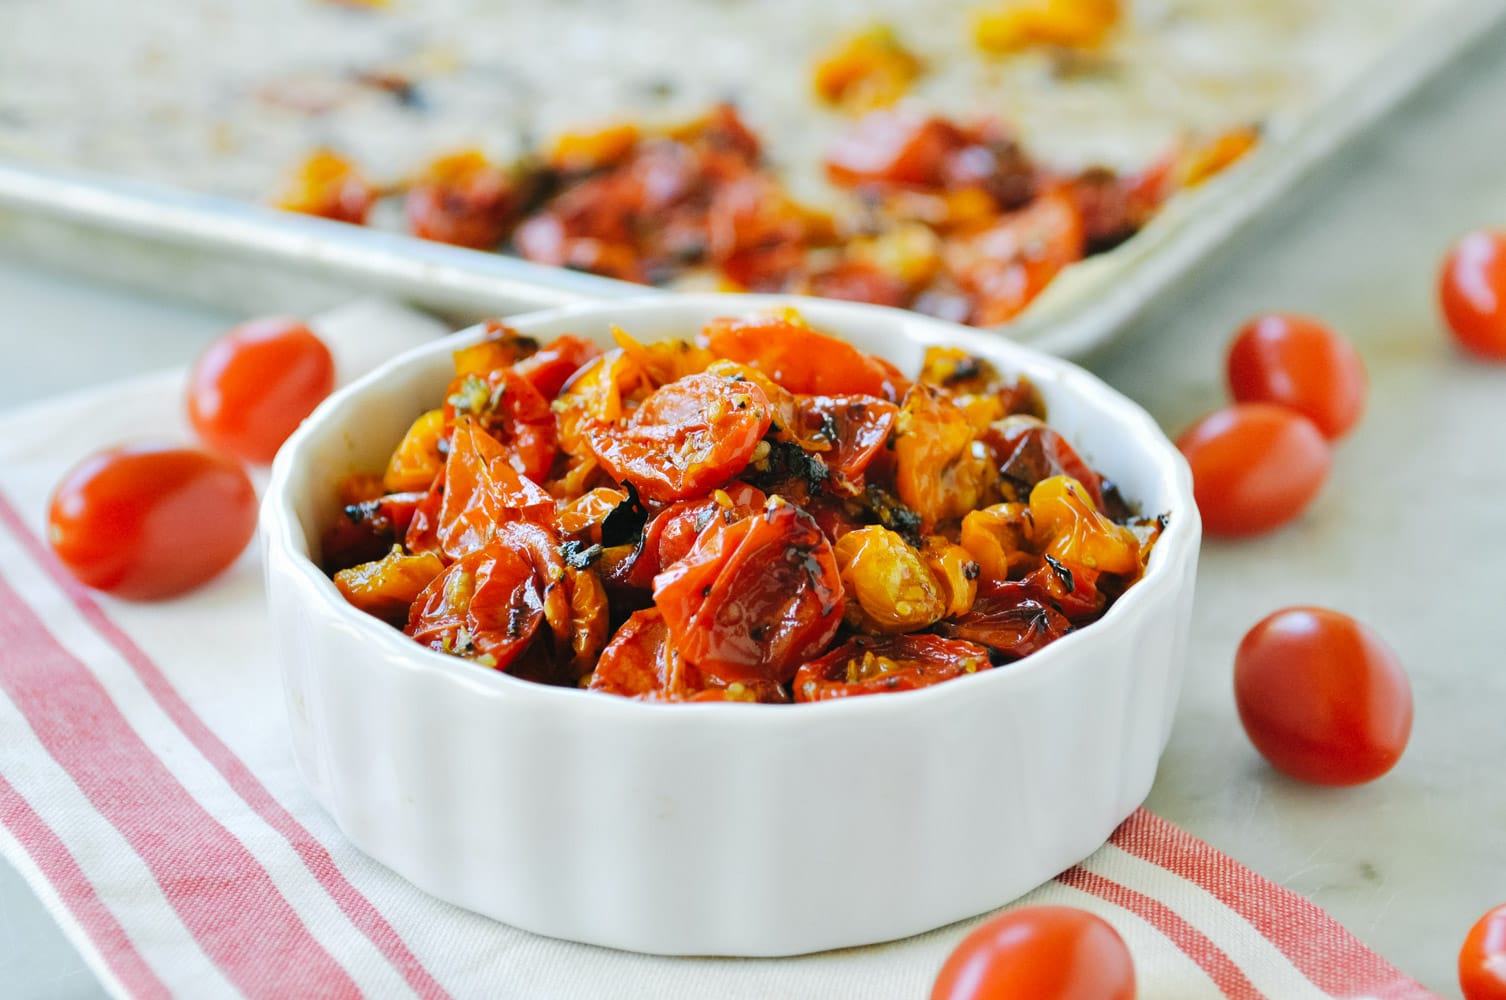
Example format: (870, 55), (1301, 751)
(47, 444), (258, 601)
(1460, 904), (1506, 1000)
(1440, 230), (1506, 361)
(1234, 607), (1412, 786)
(1176, 403), (1330, 538)
(589, 372), (773, 504)
(187, 317), (336, 464)
(1226, 313), (1367, 439)
(931, 905), (1135, 1000)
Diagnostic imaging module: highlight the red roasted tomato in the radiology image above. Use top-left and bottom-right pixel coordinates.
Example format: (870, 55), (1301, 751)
(652, 497), (844, 684)
(793, 634), (991, 701)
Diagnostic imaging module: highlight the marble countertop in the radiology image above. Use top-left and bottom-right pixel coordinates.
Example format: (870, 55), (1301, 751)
(3, 22), (1505, 999)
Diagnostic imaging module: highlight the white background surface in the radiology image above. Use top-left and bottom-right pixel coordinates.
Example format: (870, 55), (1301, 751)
(1, 24), (1504, 999)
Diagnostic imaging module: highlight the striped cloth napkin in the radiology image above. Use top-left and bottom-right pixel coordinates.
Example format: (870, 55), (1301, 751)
(0, 301), (1436, 1000)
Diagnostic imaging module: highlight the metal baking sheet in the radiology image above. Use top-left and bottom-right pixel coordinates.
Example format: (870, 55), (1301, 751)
(1, 0), (1502, 354)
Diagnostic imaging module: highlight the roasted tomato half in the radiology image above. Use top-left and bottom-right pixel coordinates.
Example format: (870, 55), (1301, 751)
(653, 497), (845, 684)
(793, 633), (992, 701)
(589, 371), (773, 504)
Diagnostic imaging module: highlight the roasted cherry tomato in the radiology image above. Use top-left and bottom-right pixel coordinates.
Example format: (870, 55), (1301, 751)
(588, 608), (785, 703)
(1226, 313), (1366, 439)
(833, 526), (948, 633)
(893, 383), (989, 530)
(798, 395), (899, 495)
(47, 444), (257, 600)
(442, 367), (557, 483)
(794, 634), (990, 701)
(1460, 903), (1506, 1000)
(334, 548), (446, 625)
(512, 334), (603, 401)
(653, 497), (844, 684)
(982, 415), (1104, 508)
(186, 317), (336, 464)
(702, 314), (907, 399)
(406, 150), (517, 250)
(935, 579), (1070, 660)
(949, 188), (1085, 326)
(931, 905), (1136, 1000)
(589, 372), (773, 504)
(452, 322), (540, 379)
(276, 149), (376, 224)
(410, 418), (555, 560)
(1234, 607), (1412, 786)
(405, 542), (545, 672)
(824, 109), (965, 189)
(1176, 403), (1330, 538)
(382, 409), (447, 493)
(1439, 229), (1506, 360)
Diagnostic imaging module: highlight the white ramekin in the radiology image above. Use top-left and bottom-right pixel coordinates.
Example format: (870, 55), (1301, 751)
(262, 294), (1200, 957)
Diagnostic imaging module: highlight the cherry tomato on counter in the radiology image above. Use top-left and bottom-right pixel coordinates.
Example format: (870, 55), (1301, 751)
(187, 317), (336, 464)
(1226, 313), (1367, 439)
(931, 905), (1135, 1000)
(1234, 607), (1412, 786)
(47, 444), (258, 600)
(1460, 903), (1506, 1000)
(1439, 230), (1506, 361)
(1176, 403), (1330, 538)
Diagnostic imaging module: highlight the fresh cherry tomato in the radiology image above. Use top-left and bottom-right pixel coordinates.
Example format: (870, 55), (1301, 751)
(1234, 607), (1412, 786)
(1226, 313), (1367, 439)
(1460, 903), (1506, 1000)
(1439, 230), (1506, 360)
(932, 905), (1135, 1000)
(589, 372), (773, 504)
(47, 444), (257, 600)
(1176, 403), (1330, 538)
(187, 317), (335, 464)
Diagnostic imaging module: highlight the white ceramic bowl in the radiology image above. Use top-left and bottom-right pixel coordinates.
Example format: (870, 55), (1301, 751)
(262, 294), (1200, 957)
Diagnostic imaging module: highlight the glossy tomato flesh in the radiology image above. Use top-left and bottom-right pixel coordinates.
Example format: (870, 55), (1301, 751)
(931, 905), (1135, 1000)
(47, 444), (257, 600)
(1176, 403), (1330, 538)
(1461, 903), (1506, 1000)
(187, 317), (335, 463)
(1226, 313), (1367, 439)
(1439, 230), (1506, 361)
(1234, 607), (1412, 786)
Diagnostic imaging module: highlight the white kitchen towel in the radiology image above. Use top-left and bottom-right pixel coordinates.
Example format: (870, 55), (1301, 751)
(0, 300), (1435, 999)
